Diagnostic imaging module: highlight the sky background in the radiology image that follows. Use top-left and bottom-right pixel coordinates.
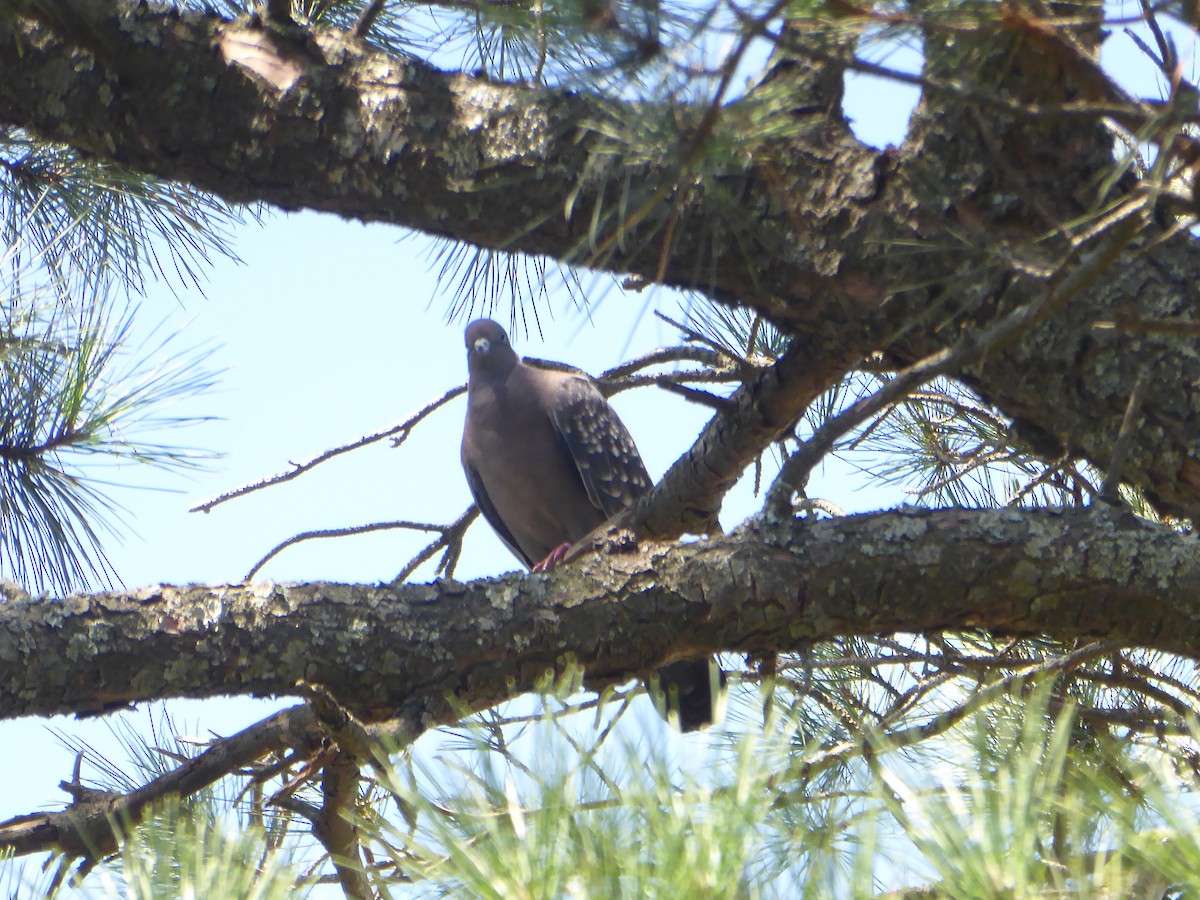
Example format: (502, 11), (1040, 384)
(0, 4), (1189, 890)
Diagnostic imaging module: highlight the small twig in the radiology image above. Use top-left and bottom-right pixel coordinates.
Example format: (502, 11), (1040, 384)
(655, 381), (730, 410)
(300, 683), (422, 769)
(1092, 315), (1200, 335)
(393, 505), (479, 584)
(598, 323), (866, 544)
(266, 749), (334, 809)
(1122, 657), (1200, 709)
(449, 685), (639, 730)
(907, 447), (1017, 501)
(230, 749), (308, 808)
(777, 652), (925, 670)
(399, 0), (531, 10)
(1005, 454), (1072, 507)
(1062, 461), (1100, 499)
(653, 310), (754, 367)
(191, 385), (465, 514)
(531, 0), (546, 84)
(602, 367), (740, 397)
(353, 0), (387, 39)
(244, 519), (451, 581)
(877, 671), (959, 727)
(600, 344), (734, 380)
(1132, 0), (1175, 74)
(746, 315), (762, 358)
(223, 344), (741, 583)
(792, 497), (845, 518)
(1078, 667), (1197, 722)
(907, 388), (1011, 431)
(1103, 119), (1149, 178)
(842, 388), (902, 452)
(1124, 27), (1168, 75)
(1100, 365), (1152, 502)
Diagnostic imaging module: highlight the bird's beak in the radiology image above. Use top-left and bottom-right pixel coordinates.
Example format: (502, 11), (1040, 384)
(473, 337), (491, 355)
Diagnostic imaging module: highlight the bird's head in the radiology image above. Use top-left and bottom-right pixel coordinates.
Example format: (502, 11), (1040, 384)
(464, 319), (518, 377)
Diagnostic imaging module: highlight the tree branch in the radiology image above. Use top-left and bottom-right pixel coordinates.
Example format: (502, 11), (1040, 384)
(2, 506), (1199, 726)
(313, 751), (372, 900)
(0, 704), (323, 860)
(7, 3), (1200, 522)
(621, 333), (864, 538)
(191, 385), (466, 514)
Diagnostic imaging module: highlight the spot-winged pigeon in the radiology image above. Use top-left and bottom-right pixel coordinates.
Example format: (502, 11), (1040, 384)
(461, 318), (719, 731)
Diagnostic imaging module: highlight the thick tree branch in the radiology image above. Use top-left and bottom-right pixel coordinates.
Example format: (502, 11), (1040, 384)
(4, 4), (1200, 522)
(0, 3), (872, 310)
(2, 506), (1198, 726)
(620, 333), (863, 539)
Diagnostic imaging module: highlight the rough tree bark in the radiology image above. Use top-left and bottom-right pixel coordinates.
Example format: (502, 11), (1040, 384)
(0, 3), (1198, 519)
(3, 507), (1198, 724)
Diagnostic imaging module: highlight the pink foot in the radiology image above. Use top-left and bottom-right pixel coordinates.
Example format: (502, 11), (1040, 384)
(532, 542), (572, 572)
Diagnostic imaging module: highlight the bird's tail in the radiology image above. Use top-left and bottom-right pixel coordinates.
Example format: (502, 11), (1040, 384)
(652, 658), (726, 732)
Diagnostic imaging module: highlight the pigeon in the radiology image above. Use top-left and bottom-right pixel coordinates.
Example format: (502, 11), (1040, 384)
(460, 318), (719, 731)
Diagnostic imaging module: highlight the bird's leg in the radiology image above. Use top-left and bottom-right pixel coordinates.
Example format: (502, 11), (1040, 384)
(532, 542), (573, 571)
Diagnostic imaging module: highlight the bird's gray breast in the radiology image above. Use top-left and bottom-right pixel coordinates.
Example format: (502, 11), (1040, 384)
(463, 371), (606, 564)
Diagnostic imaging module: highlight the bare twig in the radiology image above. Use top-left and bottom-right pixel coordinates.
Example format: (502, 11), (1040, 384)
(653, 310), (755, 367)
(293, 685), (423, 897)
(600, 344), (737, 380)
(906, 388), (1011, 433)
(746, 315), (762, 358)
(191, 385), (465, 514)
(603, 367), (741, 397)
(770, 14), (1158, 131)
(218, 343), (743, 582)
(791, 497), (845, 518)
(557, 327), (858, 551)
(393, 505), (479, 583)
(353, 0), (387, 39)
(1100, 365), (1152, 502)
(1062, 461), (1101, 499)
(654, 381), (730, 410)
(1130, 0), (1175, 75)
(907, 447), (1021, 502)
(244, 520), (451, 581)
(1092, 315), (1200, 335)
(1005, 454), (1073, 507)
(531, 0), (546, 84)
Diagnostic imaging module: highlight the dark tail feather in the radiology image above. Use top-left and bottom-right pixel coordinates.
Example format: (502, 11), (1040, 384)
(653, 658), (725, 732)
